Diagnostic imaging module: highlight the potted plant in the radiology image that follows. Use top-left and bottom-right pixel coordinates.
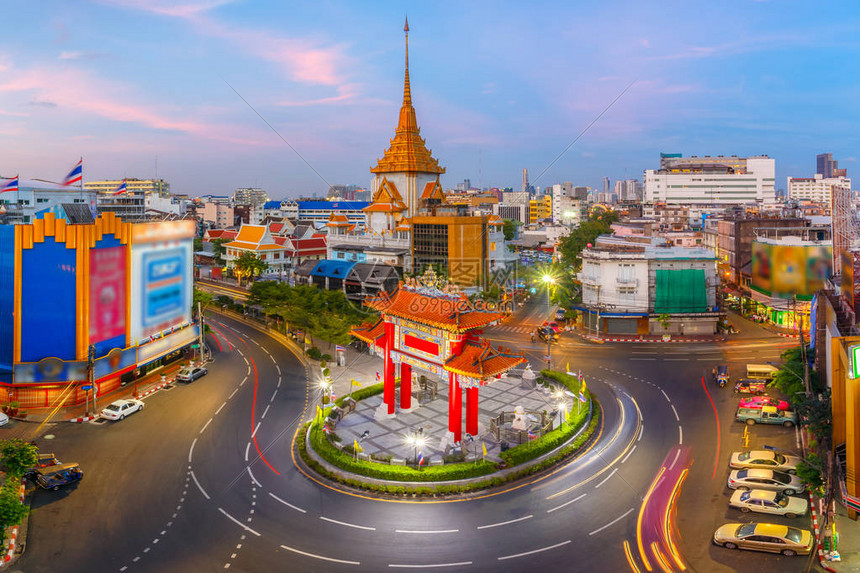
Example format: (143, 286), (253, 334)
(658, 313), (672, 341)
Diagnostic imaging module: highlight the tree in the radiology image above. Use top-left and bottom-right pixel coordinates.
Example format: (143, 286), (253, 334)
(193, 237), (203, 252)
(233, 252), (269, 286)
(192, 288), (214, 317)
(0, 479), (27, 530)
(0, 439), (38, 477)
(556, 210), (619, 269)
(210, 238), (230, 266)
(502, 219), (521, 241)
(769, 345), (818, 403)
(794, 388), (832, 443)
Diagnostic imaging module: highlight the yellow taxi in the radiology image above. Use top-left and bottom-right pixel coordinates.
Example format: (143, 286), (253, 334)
(713, 522), (813, 556)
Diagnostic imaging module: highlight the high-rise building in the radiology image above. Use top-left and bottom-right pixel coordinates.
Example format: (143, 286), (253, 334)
(614, 179), (641, 202)
(232, 187), (269, 207)
(522, 168), (529, 193)
(816, 153), (847, 179)
(644, 153), (776, 205)
(787, 174), (851, 203)
(602, 177), (610, 195)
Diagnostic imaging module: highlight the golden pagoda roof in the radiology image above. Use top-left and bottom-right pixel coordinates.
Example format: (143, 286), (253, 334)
(371, 21), (445, 176)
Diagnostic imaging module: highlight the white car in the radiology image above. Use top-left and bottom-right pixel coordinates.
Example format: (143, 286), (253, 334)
(101, 399), (144, 421)
(727, 468), (806, 496)
(729, 489), (808, 518)
(729, 450), (801, 474)
(0, 412), (8, 426)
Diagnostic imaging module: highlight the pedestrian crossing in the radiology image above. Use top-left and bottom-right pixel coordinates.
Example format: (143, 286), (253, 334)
(488, 325), (540, 335)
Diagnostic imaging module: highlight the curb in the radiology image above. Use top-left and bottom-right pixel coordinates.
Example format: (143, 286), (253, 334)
(579, 334), (717, 344)
(809, 492), (837, 572)
(0, 481), (26, 567)
(67, 415), (98, 423)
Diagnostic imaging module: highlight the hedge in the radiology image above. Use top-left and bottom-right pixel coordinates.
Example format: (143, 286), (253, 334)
(296, 406), (601, 497)
(0, 478), (26, 535)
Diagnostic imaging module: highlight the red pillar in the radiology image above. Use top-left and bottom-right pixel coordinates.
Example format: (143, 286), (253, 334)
(466, 386), (479, 437)
(383, 322), (395, 414)
(448, 372), (462, 442)
(400, 362), (412, 410)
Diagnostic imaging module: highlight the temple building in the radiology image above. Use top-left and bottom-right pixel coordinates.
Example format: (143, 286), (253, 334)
(322, 20), (513, 290)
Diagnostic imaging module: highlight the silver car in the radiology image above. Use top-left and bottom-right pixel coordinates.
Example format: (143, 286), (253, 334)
(729, 489), (808, 518)
(727, 468), (805, 496)
(729, 450), (801, 474)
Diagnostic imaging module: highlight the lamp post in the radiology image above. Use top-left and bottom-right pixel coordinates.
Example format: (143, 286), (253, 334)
(405, 429), (425, 466)
(542, 274), (556, 370)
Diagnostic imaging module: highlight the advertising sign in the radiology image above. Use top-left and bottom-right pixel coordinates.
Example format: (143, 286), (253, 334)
(90, 246), (127, 344)
(136, 325), (198, 363)
(93, 347), (136, 380)
(751, 241), (833, 299)
(14, 358), (86, 383)
(129, 221), (194, 344)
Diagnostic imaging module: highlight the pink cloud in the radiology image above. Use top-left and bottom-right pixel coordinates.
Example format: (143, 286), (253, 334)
(277, 85), (358, 107)
(0, 63), (268, 146)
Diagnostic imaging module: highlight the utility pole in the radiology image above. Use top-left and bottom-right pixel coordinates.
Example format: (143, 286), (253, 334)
(87, 344), (97, 413)
(198, 301), (205, 364)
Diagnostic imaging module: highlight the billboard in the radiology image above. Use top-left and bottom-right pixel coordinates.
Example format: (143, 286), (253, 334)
(751, 241), (833, 299)
(90, 245), (127, 346)
(130, 221), (195, 345)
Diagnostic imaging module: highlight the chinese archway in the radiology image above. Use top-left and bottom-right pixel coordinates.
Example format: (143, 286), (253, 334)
(350, 271), (525, 442)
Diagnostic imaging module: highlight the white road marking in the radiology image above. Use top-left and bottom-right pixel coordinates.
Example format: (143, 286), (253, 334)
(269, 492), (306, 513)
(665, 358), (689, 361)
(630, 358), (656, 361)
(251, 422), (261, 438)
(243, 357), (249, 366)
(215, 402), (226, 416)
(395, 529), (459, 534)
(620, 444), (637, 464)
(276, 365), (281, 375)
(261, 405), (270, 419)
(191, 470), (211, 499)
(498, 540), (571, 560)
(218, 508), (261, 536)
(594, 468), (618, 489)
(200, 418), (213, 434)
(279, 545), (359, 566)
(679, 425), (683, 444)
(638, 425), (645, 442)
(588, 507), (635, 536)
(660, 389), (670, 402)
(546, 493), (586, 513)
(240, 377), (247, 387)
(320, 516), (377, 531)
(669, 448), (682, 471)
(477, 515), (533, 529)
(277, 378), (281, 388)
(389, 563), (472, 569)
(229, 388), (239, 399)
(188, 438), (197, 463)
(271, 389), (278, 402)
(671, 404), (680, 421)
(246, 366), (251, 376)
(244, 442), (251, 462)
(247, 466), (262, 488)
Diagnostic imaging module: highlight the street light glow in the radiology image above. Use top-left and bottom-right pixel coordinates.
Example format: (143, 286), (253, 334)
(542, 274), (555, 284)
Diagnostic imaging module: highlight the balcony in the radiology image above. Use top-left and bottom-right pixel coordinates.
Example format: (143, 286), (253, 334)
(616, 276), (638, 286)
(578, 273), (601, 287)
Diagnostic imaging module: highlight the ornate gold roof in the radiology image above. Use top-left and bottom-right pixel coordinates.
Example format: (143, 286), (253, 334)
(371, 20), (445, 176)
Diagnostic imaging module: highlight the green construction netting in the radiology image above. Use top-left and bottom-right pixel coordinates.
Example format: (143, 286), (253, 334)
(654, 269), (707, 313)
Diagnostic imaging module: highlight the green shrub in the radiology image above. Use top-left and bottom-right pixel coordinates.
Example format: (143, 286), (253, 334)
(0, 478), (26, 531)
(0, 439), (39, 478)
(321, 354), (332, 362)
(307, 347), (322, 360)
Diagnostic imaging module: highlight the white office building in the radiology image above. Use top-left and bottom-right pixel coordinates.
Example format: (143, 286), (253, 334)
(787, 174), (851, 203)
(644, 154), (776, 205)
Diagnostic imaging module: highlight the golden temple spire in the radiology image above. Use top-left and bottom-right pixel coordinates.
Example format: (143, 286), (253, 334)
(403, 17), (411, 106)
(370, 19), (445, 176)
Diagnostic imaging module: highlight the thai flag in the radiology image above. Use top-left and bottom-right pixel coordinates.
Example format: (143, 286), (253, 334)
(417, 451), (424, 466)
(336, 345), (345, 353)
(112, 180), (128, 195)
(376, 371), (380, 382)
(527, 429), (537, 440)
(579, 391), (587, 403)
(0, 176), (18, 194)
(62, 159), (83, 186)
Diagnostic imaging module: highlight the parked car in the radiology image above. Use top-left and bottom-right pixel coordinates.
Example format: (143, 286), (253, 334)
(730, 450), (801, 474)
(100, 399), (144, 421)
(728, 489), (808, 518)
(713, 523), (813, 556)
(746, 363), (780, 380)
(727, 468), (805, 496)
(736, 406), (797, 427)
(739, 396), (791, 411)
(554, 309), (567, 322)
(29, 463), (83, 491)
(176, 366), (208, 383)
(734, 379), (767, 394)
(0, 411), (8, 426)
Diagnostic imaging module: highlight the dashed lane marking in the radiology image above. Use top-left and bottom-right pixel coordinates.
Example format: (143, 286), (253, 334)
(546, 493), (587, 513)
(261, 404), (270, 419)
(660, 389), (670, 402)
(671, 404), (680, 421)
(279, 545), (360, 566)
(244, 442), (251, 462)
(679, 425), (684, 444)
(218, 508), (261, 536)
(247, 466), (262, 488)
(251, 422), (261, 438)
(268, 492), (306, 513)
(498, 540), (571, 560)
(190, 470), (210, 500)
(200, 418), (213, 434)
(620, 444), (637, 464)
(320, 516), (377, 531)
(588, 507), (635, 536)
(229, 388), (239, 399)
(215, 401), (227, 416)
(395, 529), (459, 534)
(389, 562), (473, 569)
(594, 468), (618, 489)
(188, 438), (197, 463)
(477, 515), (533, 529)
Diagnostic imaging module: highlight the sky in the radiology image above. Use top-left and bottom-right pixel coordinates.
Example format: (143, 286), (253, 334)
(0, 0), (858, 198)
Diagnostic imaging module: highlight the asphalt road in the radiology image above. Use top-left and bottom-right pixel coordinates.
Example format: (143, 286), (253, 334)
(16, 297), (813, 573)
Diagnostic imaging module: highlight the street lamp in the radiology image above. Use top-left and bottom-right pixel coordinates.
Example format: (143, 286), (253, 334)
(542, 274), (556, 370)
(404, 428), (425, 466)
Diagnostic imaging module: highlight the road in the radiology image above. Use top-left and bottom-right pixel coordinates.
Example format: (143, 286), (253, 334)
(17, 296), (813, 572)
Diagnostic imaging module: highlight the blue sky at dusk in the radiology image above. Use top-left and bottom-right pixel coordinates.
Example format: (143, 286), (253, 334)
(0, 0), (857, 197)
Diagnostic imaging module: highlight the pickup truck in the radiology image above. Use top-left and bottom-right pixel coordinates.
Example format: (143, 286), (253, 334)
(736, 406), (796, 427)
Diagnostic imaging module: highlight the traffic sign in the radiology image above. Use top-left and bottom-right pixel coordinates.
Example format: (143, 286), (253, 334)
(191, 344), (200, 349)
(81, 385), (93, 391)
(851, 344), (860, 379)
